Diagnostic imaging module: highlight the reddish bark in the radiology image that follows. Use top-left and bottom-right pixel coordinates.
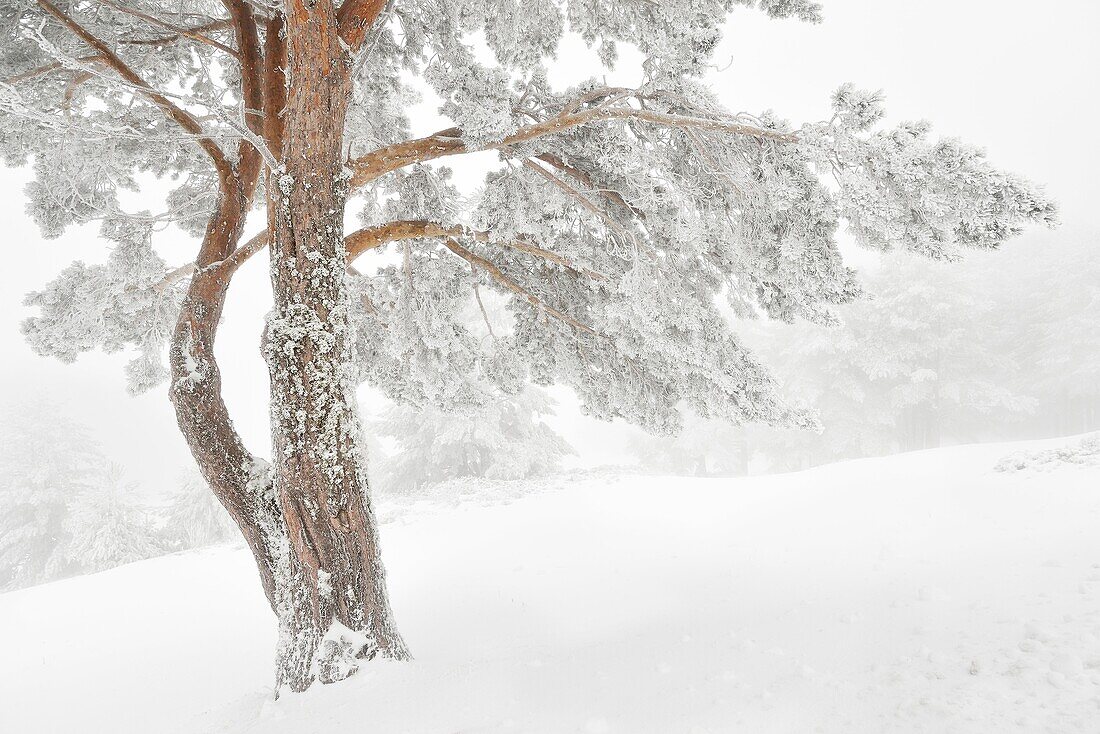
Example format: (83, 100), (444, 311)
(145, 0), (407, 694)
(168, 172), (281, 608)
(262, 0), (408, 692)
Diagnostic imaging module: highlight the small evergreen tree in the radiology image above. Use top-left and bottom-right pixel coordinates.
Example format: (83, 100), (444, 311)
(744, 253), (1037, 468)
(65, 466), (165, 574)
(0, 408), (163, 589)
(0, 401), (101, 590)
(1004, 237), (1100, 435)
(161, 473), (240, 550)
(374, 387), (573, 493)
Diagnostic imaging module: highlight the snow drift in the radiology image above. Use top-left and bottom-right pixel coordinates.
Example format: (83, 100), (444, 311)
(2, 436), (1098, 733)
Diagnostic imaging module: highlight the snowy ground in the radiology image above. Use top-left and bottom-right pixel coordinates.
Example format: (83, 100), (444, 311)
(2, 436), (1099, 733)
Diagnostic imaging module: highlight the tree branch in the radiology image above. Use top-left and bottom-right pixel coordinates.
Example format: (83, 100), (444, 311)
(261, 13), (286, 157)
(223, 0), (264, 194)
(348, 99), (797, 187)
(36, 0), (234, 183)
(442, 239), (598, 336)
(344, 220), (606, 279)
(337, 0), (388, 51)
(532, 152), (644, 220)
(522, 158), (641, 250)
(117, 18), (232, 48)
(4, 20), (233, 85)
(2, 54), (102, 84)
(160, 218), (606, 290)
(93, 0), (238, 57)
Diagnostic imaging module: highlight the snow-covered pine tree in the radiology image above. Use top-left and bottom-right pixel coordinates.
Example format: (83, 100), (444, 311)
(3, 0), (1055, 690)
(161, 472), (240, 550)
(1006, 238), (1100, 435)
(65, 465), (165, 573)
(0, 401), (102, 590)
(857, 256), (1036, 452)
(375, 386), (573, 492)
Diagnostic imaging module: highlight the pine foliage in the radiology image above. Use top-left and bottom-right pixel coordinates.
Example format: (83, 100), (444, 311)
(3, 2), (1056, 452)
(0, 405), (162, 589)
(65, 466), (165, 574)
(0, 402), (99, 589)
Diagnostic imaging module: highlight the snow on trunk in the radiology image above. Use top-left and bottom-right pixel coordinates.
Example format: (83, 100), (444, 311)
(262, 0), (408, 693)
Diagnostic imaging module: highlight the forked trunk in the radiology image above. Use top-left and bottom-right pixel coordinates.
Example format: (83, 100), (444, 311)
(262, 0), (408, 692)
(169, 0), (406, 695)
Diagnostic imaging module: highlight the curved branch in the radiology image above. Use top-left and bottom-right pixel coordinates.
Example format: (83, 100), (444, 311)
(161, 217), (607, 292)
(345, 220), (607, 279)
(4, 19), (233, 85)
(442, 238), (598, 336)
(170, 226), (280, 610)
(2, 54), (102, 84)
(337, 0), (388, 51)
(223, 0), (264, 191)
(533, 152), (644, 220)
(261, 13), (286, 156)
(118, 18), (232, 48)
(522, 158), (632, 240)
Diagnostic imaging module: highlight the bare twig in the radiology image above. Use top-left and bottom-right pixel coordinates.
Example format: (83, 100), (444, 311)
(470, 265), (496, 338)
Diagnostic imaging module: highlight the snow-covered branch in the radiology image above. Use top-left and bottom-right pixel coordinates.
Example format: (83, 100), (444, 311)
(91, 0), (238, 58)
(348, 91), (796, 186)
(34, 0), (234, 182)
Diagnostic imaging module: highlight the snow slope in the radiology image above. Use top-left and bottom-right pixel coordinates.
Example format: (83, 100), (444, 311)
(2, 437), (1099, 733)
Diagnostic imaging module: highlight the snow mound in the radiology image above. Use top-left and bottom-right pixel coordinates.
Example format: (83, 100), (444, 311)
(2, 436), (1100, 733)
(995, 432), (1100, 473)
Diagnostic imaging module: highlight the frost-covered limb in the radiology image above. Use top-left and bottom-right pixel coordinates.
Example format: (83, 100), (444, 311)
(799, 84), (1058, 257)
(443, 237), (599, 336)
(119, 17), (234, 49)
(91, 0), (239, 58)
(349, 91), (796, 186)
(520, 157), (644, 253)
(165, 218), (608, 287)
(34, 0), (234, 182)
(532, 151), (645, 219)
(1, 53), (103, 84)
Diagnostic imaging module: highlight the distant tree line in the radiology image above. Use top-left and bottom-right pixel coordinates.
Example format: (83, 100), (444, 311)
(631, 236), (1099, 474)
(0, 403), (240, 591)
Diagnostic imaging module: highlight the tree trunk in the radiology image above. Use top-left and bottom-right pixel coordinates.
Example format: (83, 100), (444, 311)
(168, 0), (405, 695)
(262, 0), (408, 693)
